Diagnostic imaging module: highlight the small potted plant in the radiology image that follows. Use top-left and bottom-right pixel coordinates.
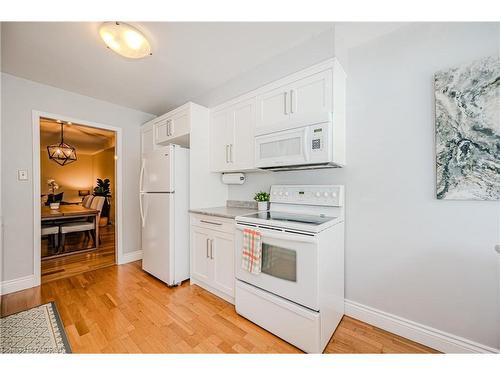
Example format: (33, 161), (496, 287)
(254, 191), (270, 211)
(93, 178), (112, 226)
(47, 179), (60, 210)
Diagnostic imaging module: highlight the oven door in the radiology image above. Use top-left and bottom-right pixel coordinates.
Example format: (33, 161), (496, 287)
(235, 223), (319, 311)
(254, 126), (310, 168)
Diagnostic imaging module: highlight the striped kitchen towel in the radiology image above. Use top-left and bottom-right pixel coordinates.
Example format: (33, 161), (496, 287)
(241, 228), (262, 274)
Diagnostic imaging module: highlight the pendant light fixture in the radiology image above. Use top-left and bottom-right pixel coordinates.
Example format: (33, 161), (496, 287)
(99, 22), (152, 59)
(47, 122), (77, 166)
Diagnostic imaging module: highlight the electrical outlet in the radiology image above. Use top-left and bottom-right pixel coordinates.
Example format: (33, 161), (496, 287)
(17, 169), (28, 181)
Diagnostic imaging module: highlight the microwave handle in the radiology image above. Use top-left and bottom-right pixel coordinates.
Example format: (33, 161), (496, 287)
(236, 224), (318, 244)
(302, 127), (310, 162)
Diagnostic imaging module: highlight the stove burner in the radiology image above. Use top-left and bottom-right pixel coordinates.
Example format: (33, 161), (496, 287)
(242, 211), (335, 226)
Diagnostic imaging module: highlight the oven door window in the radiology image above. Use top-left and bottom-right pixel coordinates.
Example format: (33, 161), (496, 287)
(261, 242), (297, 282)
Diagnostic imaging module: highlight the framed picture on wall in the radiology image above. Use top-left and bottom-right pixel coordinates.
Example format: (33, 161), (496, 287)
(434, 56), (500, 200)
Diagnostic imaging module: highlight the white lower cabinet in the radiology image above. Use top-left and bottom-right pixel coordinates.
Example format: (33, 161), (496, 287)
(190, 214), (235, 303)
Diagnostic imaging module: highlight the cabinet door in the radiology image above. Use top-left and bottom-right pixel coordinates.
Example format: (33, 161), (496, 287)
(141, 124), (155, 154)
(190, 226), (212, 283)
(210, 110), (233, 172)
(170, 109), (190, 139)
(232, 99), (255, 171)
(211, 231), (235, 298)
(289, 69), (332, 118)
(255, 85), (290, 130)
(154, 118), (169, 144)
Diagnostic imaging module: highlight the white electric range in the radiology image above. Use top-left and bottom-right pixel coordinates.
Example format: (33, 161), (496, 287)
(234, 185), (345, 353)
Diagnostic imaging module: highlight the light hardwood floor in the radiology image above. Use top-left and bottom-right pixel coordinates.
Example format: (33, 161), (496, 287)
(41, 225), (115, 283)
(1, 261), (438, 354)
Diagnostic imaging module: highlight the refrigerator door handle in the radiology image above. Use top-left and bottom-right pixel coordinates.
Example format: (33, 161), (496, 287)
(140, 193), (146, 227)
(139, 159), (145, 193)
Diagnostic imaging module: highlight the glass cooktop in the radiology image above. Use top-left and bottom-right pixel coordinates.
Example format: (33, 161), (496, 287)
(242, 211), (335, 226)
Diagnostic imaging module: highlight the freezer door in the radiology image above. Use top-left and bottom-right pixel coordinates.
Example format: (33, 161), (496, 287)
(141, 193), (174, 285)
(141, 147), (174, 192)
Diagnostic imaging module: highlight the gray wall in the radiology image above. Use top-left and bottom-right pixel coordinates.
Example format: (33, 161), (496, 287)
(1, 73), (154, 281)
(200, 23), (500, 349)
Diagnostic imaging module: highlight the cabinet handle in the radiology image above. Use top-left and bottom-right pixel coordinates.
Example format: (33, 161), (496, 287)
(206, 238), (210, 258)
(229, 144), (233, 163)
(200, 219), (222, 226)
(290, 89), (295, 114)
(225, 144), (229, 163)
(210, 239), (214, 259)
(284, 91), (288, 115)
(166, 121), (170, 137)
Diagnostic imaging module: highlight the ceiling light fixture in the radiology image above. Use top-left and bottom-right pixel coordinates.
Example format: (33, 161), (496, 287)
(99, 22), (152, 59)
(47, 123), (77, 166)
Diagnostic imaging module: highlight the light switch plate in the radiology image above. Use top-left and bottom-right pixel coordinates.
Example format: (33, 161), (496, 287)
(17, 169), (28, 181)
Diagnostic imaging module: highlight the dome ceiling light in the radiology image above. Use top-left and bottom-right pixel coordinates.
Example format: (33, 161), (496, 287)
(99, 22), (152, 59)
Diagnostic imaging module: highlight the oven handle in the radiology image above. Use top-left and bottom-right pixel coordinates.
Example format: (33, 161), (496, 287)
(235, 224), (318, 244)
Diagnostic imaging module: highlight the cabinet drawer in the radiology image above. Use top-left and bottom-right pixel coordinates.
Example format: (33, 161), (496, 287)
(190, 214), (235, 234)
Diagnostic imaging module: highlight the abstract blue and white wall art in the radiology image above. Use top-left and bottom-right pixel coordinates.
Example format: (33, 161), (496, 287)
(435, 56), (500, 200)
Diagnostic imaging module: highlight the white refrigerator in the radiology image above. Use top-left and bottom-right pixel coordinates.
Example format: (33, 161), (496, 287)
(140, 144), (189, 286)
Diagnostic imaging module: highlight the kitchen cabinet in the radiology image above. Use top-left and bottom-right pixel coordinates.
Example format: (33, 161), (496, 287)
(210, 98), (255, 172)
(141, 120), (156, 154)
(141, 102), (209, 151)
(154, 103), (191, 147)
(256, 68), (333, 131)
(190, 214), (235, 303)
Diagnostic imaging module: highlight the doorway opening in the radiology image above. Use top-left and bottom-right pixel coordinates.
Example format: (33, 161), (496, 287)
(33, 112), (123, 284)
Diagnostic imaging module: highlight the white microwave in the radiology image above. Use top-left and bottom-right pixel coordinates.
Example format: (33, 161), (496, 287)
(255, 119), (342, 171)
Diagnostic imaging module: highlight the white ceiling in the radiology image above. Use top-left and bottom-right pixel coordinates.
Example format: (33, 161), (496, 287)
(1, 22), (336, 115)
(40, 117), (115, 155)
(1, 22), (405, 115)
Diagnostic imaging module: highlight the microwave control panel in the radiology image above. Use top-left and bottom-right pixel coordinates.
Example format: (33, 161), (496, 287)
(311, 127), (323, 151)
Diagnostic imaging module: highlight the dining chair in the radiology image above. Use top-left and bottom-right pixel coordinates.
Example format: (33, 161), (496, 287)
(82, 195), (94, 208)
(41, 225), (59, 254)
(59, 196), (105, 252)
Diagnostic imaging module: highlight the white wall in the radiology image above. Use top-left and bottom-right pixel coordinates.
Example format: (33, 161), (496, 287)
(202, 23), (500, 349)
(1, 73), (154, 282)
(194, 27), (335, 107)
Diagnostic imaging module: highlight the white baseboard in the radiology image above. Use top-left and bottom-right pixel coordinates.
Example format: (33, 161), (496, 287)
(119, 250), (143, 264)
(344, 299), (499, 354)
(190, 277), (235, 305)
(0, 275), (36, 296)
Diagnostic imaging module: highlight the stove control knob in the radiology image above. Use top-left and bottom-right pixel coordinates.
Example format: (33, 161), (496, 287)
(324, 192), (329, 197)
(279, 192), (283, 196)
(284, 192), (289, 197)
(315, 192), (321, 197)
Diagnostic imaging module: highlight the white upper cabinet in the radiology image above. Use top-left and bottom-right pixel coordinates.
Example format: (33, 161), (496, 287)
(256, 68), (333, 131)
(232, 100), (255, 171)
(210, 110), (234, 172)
(141, 102), (210, 152)
(153, 102), (195, 148)
(256, 84), (290, 129)
(210, 98), (256, 172)
(141, 121), (155, 154)
(289, 69), (332, 118)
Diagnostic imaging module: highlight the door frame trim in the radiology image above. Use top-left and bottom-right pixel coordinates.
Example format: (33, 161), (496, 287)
(32, 110), (124, 286)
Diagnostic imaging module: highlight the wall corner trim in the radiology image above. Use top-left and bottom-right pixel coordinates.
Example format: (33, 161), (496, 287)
(119, 250), (143, 265)
(344, 299), (499, 354)
(0, 274), (36, 296)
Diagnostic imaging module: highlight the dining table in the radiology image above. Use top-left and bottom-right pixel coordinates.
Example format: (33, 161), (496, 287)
(41, 205), (100, 255)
